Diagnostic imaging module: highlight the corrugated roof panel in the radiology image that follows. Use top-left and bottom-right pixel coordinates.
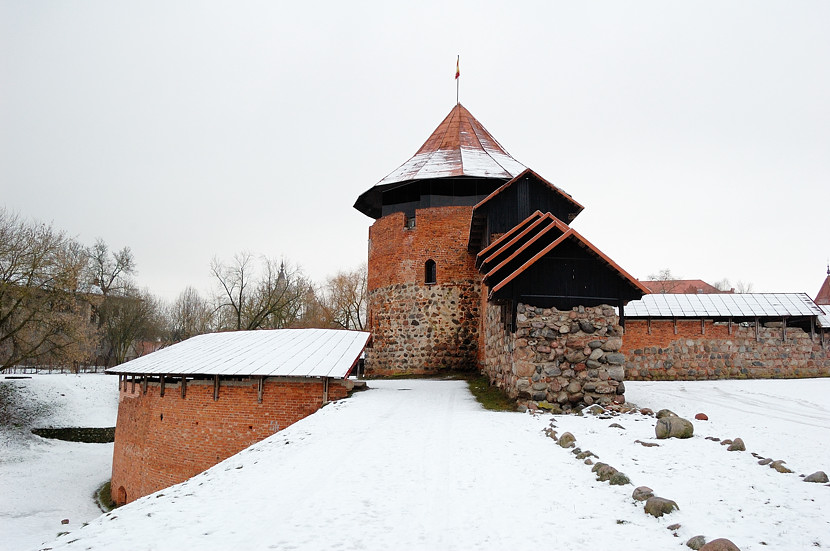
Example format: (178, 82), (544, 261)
(624, 293), (823, 318)
(107, 329), (371, 378)
(818, 305), (830, 328)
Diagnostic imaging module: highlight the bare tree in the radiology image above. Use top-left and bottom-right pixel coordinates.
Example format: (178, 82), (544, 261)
(646, 268), (680, 294)
(735, 280), (754, 293)
(87, 238), (135, 297)
(168, 286), (213, 342)
(0, 209), (97, 370)
(98, 287), (165, 365)
(211, 254), (312, 331)
(322, 264), (367, 330)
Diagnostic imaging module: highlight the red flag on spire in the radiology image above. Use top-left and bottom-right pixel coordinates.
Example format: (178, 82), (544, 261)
(455, 56), (460, 79)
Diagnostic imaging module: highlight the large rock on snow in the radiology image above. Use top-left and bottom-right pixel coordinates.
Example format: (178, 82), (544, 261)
(632, 486), (654, 501)
(558, 432), (576, 448)
(727, 438), (745, 451)
(686, 535), (707, 550)
(699, 538), (741, 551)
(804, 471), (829, 483)
(655, 417), (694, 439)
(644, 496), (679, 517)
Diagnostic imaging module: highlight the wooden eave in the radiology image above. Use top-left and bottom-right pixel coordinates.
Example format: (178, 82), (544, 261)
(478, 213), (567, 276)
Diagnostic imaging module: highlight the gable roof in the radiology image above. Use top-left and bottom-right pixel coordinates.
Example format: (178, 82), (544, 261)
(107, 329), (371, 379)
(623, 293), (823, 318)
(640, 279), (731, 294)
(468, 169), (584, 250)
(477, 211), (648, 301)
(818, 304), (830, 328)
(374, 103), (526, 187)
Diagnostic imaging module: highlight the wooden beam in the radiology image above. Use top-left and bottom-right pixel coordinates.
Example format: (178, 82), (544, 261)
(647, 317), (651, 335)
(214, 375), (220, 402)
(323, 377), (329, 405)
(142, 376), (148, 395)
(673, 317), (678, 335)
(131, 375), (135, 394)
(257, 376), (264, 404)
(181, 377), (187, 399)
(160, 375), (165, 397)
(755, 317), (759, 342)
(701, 318), (705, 335)
(782, 317), (787, 342)
(728, 317), (733, 336)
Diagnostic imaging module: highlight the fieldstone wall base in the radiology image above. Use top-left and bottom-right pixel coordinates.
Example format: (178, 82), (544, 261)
(484, 302), (625, 411)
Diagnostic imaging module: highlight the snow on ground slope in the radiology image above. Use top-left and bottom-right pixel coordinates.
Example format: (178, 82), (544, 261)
(39, 378), (830, 551)
(0, 374), (118, 551)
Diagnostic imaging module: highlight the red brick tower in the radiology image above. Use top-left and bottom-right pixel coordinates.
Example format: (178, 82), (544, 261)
(354, 104), (526, 375)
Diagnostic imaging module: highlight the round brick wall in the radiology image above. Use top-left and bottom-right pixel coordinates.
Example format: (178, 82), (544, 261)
(366, 206), (481, 374)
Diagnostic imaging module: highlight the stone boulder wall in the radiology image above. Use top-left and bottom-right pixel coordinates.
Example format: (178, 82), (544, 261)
(484, 302), (624, 410)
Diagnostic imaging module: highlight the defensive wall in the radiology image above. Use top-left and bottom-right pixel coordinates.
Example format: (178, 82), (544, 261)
(483, 302), (626, 410)
(622, 320), (830, 380)
(366, 206), (481, 375)
(111, 376), (350, 504)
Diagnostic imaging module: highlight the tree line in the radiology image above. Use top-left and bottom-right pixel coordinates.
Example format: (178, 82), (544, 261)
(0, 209), (366, 371)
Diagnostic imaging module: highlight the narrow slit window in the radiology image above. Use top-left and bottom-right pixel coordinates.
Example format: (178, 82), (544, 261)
(425, 259), (437, 285)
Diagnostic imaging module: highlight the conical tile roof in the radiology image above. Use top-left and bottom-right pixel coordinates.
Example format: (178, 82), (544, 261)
(816, 268), (830, 305)
(376, 103), (526, 186)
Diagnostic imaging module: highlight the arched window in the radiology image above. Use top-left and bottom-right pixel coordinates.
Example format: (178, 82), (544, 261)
(425, 259), (437, 285)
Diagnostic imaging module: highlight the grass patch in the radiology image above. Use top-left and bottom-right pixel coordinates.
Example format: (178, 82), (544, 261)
(95, 481), (117, 512)
(465, 373), (517, 412)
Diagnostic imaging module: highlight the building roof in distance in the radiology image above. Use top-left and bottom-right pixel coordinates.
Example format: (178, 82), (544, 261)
(640, 279), (731, 294)
(623, 293), (823, 318)
(818, 304), (830, 328)
(107, 329), (371, 379)
(815, 269), (830, 305)
(376, 103), (526, 187)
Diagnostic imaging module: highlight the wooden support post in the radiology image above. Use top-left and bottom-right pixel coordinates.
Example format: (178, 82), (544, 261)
(782, 317), (787, 342)
(810, 317), (815, 341)
(647, 317), (651, 335)
(323, 377), (329, 405)
(118, 374), (123, 391)
(755, 317), (759, 342)
(673, 317), (678, 335)
(257, 376), (264, 404)
(142, 376), (148, 395)
(728, 317), (733, 336)
(181, 377), (187, 398)
(701, 318), (705, 335)
(619, 301), (625, 333)
(160, 375), (165, 397)
(131, 375), (136, 394)
(214, 375), (220, 402)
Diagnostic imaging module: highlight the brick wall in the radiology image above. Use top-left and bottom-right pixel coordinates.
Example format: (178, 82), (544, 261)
(111, 377), (350, 504)
(623, 320), (830, 380)
(366, 206), (481, 374)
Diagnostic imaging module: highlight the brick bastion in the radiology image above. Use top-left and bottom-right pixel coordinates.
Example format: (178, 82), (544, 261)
(111, 375), (350, 504)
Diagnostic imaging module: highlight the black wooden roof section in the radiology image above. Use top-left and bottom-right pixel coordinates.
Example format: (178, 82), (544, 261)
(467, 168), (584, 251)
(477, 212), (649, 302)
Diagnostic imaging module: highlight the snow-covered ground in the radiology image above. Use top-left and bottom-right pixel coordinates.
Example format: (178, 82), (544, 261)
(9, 376), (825, 551)
(0, 374), (118, 551)
(2, 375), (828, 551)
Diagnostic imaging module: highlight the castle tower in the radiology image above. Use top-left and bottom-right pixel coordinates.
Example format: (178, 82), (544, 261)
(354, 104), (525, 375)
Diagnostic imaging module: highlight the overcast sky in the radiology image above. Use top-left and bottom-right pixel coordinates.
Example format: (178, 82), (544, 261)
(2, 1), (829, 301)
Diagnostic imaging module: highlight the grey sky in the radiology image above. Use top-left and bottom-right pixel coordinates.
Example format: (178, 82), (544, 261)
(2, 1), (828, 301)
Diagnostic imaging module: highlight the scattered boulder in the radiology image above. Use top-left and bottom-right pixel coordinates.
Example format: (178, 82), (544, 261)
(695, 413), (708, 421)
(770, 460), (793, 474)
(558, 432), (576, 448)
(720, 439), (733, 446)
(587, 405), (604, 415)
(705, 436), (720, 442)
(644, 496), (679, 517)
(635, 439), (660, 448)
(609, 471), (631, 486)
(758, 458), (772, 466)
(667, 523), (681, 531)
(632, 486), (654, 501)
(686, 535), (707, 550)
(656, 409), (678, 419)
(727, 438), (745, 452)
(584, 458), (593, 465)
(699, 538), (741, 551)
(61, 519), (69, 525)
(609, 422), (625, 430)
(804, 471), (829, 483)
(596, 464), (619, 482)
(640, 408), (654, 416)
(656, 417), (694, 439)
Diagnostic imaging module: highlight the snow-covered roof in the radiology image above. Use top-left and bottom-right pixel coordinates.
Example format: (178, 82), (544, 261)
(624, 293), (823, 318)
(818, 304), (830, 328)
(376, 103), (525, 186)
(106, 329), (371, 378)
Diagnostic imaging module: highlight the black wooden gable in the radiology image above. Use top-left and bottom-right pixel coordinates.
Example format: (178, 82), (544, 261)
(468, 169), (584, 252)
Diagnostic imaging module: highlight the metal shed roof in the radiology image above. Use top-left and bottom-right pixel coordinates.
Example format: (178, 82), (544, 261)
(624, 293), (823, 318)
(818, 304), (830, 328)
(107, 329), (371, 378)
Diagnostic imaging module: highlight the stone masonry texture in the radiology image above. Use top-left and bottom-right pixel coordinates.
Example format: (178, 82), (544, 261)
(111, 377), (349, 504)
(623, 320), (830, 380)
(484, 302), (625, 411)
